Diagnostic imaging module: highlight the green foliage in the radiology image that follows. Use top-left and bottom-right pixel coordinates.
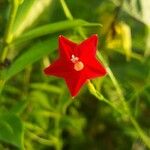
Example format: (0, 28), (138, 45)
(0, 113), (24, 149)
(0, 0), (150, 150)
(12, 0), (53, 37)
(14, 19), (101, 45)
(1, 38), (57, 81)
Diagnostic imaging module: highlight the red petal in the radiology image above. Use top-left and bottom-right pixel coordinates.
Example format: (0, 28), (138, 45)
(78, 34), (98, 62)
(64, 72), (86, 97)
(44, 35), (107, 97)
(59, 35), (77, 60)
(85, 58), (107, 79)
(44, 59), (74, 78)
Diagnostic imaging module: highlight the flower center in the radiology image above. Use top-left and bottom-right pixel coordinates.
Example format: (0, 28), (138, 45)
(71, 55), (84, 71)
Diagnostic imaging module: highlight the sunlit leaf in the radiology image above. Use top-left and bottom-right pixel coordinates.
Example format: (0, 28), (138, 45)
(120, 22), (132, 61)
(112, 0), (150, 25)
(12, 0), (54, 37)
(106, 22), (132, 61)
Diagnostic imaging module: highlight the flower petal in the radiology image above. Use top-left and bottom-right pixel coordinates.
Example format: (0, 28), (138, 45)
(44, 59), (74, 78)
(59, 35), (77, 60)
(64, 72), (86, 96)
(78, 34), (98, 62)
(44, 35), (107, 97)
(86, 58), (107, 79)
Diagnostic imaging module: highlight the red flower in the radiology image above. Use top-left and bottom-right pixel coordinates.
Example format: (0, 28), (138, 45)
(44, 34), (107, 97)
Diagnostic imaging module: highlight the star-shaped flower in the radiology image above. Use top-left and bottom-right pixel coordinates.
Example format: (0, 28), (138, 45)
(44, 34), (107, 97)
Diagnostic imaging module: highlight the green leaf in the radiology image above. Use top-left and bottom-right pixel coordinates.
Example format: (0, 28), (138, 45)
(30, 82), (62, 94)
(17, 0), (24, 5)
(10, 100), (28, 115)
(0, 113), (24, 149)
(30, 90), (52, 110)
(13, 19), (101, 45)
(145, 26), (150, 57)
(2, 37), (57, 81)
(60, 115), (86, 134)
(12, 0), (54, 37)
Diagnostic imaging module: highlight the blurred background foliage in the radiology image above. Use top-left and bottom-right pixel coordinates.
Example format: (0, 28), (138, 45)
(0, 0), (150, 150)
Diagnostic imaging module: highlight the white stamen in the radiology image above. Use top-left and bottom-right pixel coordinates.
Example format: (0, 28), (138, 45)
(71, 54), (79, 63)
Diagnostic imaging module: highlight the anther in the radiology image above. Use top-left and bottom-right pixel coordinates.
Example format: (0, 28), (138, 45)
(70, 54), (84, 71)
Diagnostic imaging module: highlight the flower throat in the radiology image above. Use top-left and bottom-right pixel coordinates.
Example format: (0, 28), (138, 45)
(71, 54), (84, 71)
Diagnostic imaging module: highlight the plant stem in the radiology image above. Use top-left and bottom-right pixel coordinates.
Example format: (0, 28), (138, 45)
(60, 0), (73, 20)
(53, 92), (68, 150)
(144, 25), (150, 57)
(87, 80), (122, 114)
(54, 117), (62, 150)
(1, 0), (19, 62)
(130, 115), (150, 148)
(88, 80), (150, 148)
(97, 51), (129, 112)
(0, 80), (5, 95)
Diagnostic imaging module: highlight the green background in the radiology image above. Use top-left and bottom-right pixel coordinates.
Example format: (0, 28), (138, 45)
(0, 0), (150, 149)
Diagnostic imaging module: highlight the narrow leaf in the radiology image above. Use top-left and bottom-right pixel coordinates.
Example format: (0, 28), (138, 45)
(13, 19), (101, 45)
(12, 0), (54, 37)
(2, 37), (57, 81)
(30, 82), (62, 94)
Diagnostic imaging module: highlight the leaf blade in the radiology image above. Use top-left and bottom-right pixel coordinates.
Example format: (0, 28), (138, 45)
(2, 37), (57, 81)
(13, 19), (101, 45)
(0, 113), (24, 149)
